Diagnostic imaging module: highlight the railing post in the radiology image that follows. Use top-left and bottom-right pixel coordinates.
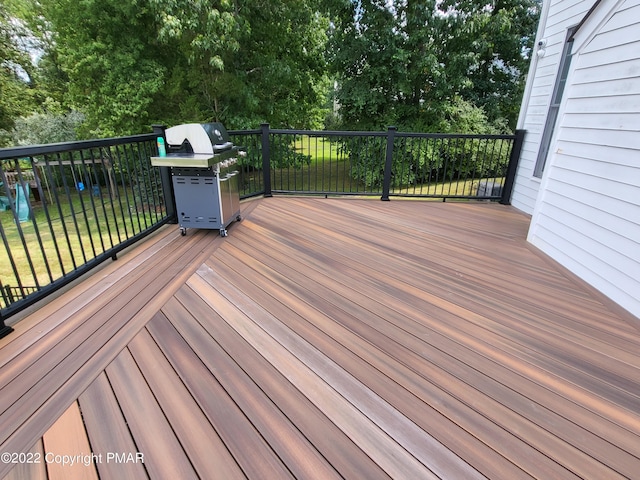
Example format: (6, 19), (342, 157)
(152, 124), (177, 222)
(0, 319), (12, 338)
(0, 285), (13, 337)
(500, 129), (525, 205)
(0, 282), (14, 337)
(381, 126), (396, 201)
(261, 123), (273, 197)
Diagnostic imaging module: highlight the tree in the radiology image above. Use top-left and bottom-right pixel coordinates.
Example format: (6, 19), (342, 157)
(0, 2), (38, 145)
(37, 0), (167, 137)
(328, 0), (410, 130)
(230, 0), (330, 128)
(439, 0), (541, 127)
(10, 109), (85, 146)
(328, 0), (540, 132)
(148, 0), (330, 129)
(29, 0), (330, 135)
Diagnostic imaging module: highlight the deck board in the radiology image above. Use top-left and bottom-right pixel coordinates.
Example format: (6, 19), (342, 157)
(105, 348), (197, 479)
(193, 257), (528, 479)
(0, 225), (223, 470)
(1, 197), (639, 479)
(172, 285), (393, 480)
(1, 440), (47, 480)
(78, 373), (148, 480)
(206, 241), (610, 478)
(127, 327), (247, 480)
(187, 270), (445, 479)
(203, 209), (629, 479)
(157, 298), (343, 480)
(41, 402), (98, 480)
(146, 310), (297, 480)
(0, 226), (177, 360)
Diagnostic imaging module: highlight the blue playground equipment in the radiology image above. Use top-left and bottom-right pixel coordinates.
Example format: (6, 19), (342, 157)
(0, 181), (9, 212)
(15, 183), (31, 222)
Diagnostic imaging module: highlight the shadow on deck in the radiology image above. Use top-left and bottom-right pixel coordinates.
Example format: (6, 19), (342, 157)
(1, 197), (639, 479)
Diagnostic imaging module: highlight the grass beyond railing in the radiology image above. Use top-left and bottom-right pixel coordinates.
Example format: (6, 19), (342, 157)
(0, 191), (163, 289)
(230, 126), (524, 202)
(0, 132), (173, 326)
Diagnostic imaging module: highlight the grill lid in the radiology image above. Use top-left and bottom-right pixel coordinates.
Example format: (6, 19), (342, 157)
(151, 122), (239, 168)
(165, 123), (233, 155)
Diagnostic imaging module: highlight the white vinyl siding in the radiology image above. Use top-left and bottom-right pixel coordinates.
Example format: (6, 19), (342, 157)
(528, 0), (640, 319)
(512, 0), (598, 214)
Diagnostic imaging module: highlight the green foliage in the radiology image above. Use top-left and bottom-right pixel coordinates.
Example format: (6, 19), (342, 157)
(233, 0), (331, 129)
(2, 0), (538, 144)
(9, 108), (85, 145)
(440, 0), (541, 127)
(328, 0), (540, 132)
(236, 139), (312, 171)
(326, 0), (538, 188)
(342, 96), (510, 189)
(341, 136), (386, 190)
(429, 97), (505, 135)
(18, 0), (331, 135)
(37, 0), (168, 137)
(270, 141), (312, 170)
(0, 2), (38, 144)
(346, 133), (511, 190)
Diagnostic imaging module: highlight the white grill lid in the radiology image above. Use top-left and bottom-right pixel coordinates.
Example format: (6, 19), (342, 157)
(165, 123), (231, 155)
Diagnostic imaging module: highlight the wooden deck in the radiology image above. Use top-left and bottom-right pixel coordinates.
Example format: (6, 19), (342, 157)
(1, 197), (639, 479)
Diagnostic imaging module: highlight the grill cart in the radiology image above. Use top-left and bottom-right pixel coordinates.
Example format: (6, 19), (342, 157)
(151, 123), (243, 237)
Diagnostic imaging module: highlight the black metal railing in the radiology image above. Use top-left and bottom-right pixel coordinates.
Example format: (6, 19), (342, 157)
(0, 124), (524, 332)
(231, 125), (524, 203)
(0, 132), (175, 330)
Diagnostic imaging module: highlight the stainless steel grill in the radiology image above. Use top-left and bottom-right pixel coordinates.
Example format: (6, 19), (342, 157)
(151, 123), (242, 237)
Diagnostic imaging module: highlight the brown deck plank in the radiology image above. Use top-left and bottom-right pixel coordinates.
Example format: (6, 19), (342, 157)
(1, 439), (47, 480)
(0, 229), (205, 418)
(265, 199), (632, 335)
(186, 271), (444, 480)
(78, 373), (149, 480)
(196, 254), (532, 479)
(250, 201), (638, 396)
(250, 204), (640, 399)
(105, 349), (197, 479)
(0, 227), (203, 406)
(127, 327), (246, 480)
(157, 297), (344, 479)
(42, 401), (99, 480)
(0, 228), (221, 476)
(173, 284), (393, 480)
(204, 198), (639, 479)
(283, 199), (626, 322)
(211, 231), (634, 479)
(0, 226), (176, 358)
(2, 196), (639, 480)
(209, 229), (594, 478)
(145, 311), (296, 480)
(0, 226), (204, 394)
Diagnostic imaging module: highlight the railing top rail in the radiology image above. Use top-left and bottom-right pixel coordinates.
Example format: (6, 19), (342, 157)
(0, 132), (157, 160)
(264, 129), (389, 138)
(228, 129), (262, 135)
(230, 127), (517, 141)
(394, 131), (517, 140)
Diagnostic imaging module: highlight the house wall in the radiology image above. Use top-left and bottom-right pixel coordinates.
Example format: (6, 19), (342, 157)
(513, 0), (598, 213)
(524, 0), (640, 319)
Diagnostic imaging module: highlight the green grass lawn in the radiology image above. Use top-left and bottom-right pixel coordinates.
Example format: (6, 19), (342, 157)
(277, 136), (498, 197)
(1, 189), (165, 305)
(272, 136), (374, 193)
